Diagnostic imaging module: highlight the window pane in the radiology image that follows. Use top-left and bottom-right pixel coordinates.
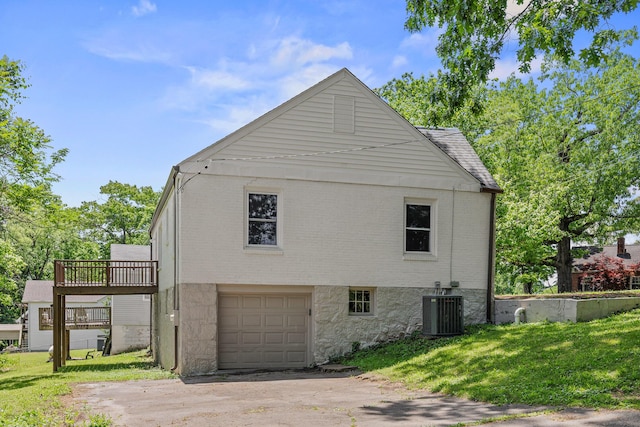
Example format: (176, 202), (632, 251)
(349, 289), (371, 314)
(406, 230), (430, 252)
(249, 194), (277, 219)
(406, 204), (430, 228)
(248, 221), (277, 245)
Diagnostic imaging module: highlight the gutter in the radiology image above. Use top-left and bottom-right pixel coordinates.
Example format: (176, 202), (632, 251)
(171, 170), (183, 372)
(486, 192), (497, 323)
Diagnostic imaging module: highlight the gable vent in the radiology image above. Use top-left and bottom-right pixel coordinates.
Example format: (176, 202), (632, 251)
(333, 95), (355, 134)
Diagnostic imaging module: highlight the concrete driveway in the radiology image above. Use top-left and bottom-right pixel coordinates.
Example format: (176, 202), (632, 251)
(70, 369), (640, 426)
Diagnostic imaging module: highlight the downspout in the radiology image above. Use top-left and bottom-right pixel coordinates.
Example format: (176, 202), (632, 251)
(514, 307), (526, 324)
(486, 192), (497, 323)
(171, 169), (182, 372)
(148, 244), (153, 354)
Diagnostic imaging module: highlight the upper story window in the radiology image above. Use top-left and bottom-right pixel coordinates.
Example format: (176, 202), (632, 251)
(405, 203), (431, 252)
(248, 193), (278, 246)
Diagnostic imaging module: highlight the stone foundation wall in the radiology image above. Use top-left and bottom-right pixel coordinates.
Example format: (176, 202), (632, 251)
(178, 283), (218, 376)
(313, 286), (487, 364)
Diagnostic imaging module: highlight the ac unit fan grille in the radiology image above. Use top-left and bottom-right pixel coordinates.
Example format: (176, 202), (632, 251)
(422, 295), (464, 336)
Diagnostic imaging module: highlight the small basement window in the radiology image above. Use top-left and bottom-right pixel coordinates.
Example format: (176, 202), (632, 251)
(349, 288), (374, 315)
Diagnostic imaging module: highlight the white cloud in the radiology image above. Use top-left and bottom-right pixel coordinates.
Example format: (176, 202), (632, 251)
(271, 37), (352, 67)
(489, 56), (543, 80)
(132, 0), (157, 17)
(186, 67), (251, 91)
(153, 32), (364, 135)
(391, 55), (408, 69)
(277, 64), (341, 99)
(200, 100), (274, 135)
(399, 31), (441, 51)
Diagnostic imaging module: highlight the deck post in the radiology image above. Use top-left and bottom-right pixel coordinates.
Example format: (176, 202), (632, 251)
(60, 294), (67, 366)
(51, 286), (60, 372)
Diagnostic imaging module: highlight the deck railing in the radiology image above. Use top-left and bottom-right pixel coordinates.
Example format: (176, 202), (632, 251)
(54, 260), (158, 287)
(39, 306), (111, 330)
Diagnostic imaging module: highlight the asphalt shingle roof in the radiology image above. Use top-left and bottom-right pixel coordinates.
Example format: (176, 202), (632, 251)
(417, 127), (501, 193)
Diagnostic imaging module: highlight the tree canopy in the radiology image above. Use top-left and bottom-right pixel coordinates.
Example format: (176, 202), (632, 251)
(404, 0), (639, 120)
(380, 46), (640, 293)
(77, 181), (160, 258)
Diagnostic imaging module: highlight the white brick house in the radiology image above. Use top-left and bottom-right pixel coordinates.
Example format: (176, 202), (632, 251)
(150, 68), (501, 375)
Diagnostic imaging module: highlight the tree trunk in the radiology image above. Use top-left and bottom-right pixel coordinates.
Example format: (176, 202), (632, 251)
(556, 236), (573, 293)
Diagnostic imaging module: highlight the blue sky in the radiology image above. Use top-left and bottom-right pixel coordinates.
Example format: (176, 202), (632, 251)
(2, 0), (638, 207)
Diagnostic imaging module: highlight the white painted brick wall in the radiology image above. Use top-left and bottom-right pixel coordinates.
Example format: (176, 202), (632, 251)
(178, 174), (491, 291)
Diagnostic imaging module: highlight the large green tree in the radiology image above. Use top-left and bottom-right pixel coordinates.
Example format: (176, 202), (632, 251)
(77, 181), (160, 258)
(7, 195), (100, 281)
(404, 0), (639, 120)
(1, 56), (68, 321)
(1, 56), (67, 212)
(380, 47), (640, 293)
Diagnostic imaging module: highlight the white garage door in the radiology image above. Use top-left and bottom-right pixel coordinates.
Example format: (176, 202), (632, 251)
(218, 293), (310, 369)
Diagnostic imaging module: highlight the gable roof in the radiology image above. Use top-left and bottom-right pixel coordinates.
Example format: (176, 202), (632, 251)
(21, 280), (104, 304)
(153, 68), (500, 227)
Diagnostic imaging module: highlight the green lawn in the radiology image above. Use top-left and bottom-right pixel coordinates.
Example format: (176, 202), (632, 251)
(0, 349), (175, 426)
(342, 308), (640, 409)
(2, 310), (639, 426)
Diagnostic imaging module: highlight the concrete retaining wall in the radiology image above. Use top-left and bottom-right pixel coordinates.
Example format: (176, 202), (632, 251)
(494, 297), (640, 324)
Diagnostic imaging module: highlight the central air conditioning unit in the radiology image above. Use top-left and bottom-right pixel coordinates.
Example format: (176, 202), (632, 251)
(422, 295), (464, 336)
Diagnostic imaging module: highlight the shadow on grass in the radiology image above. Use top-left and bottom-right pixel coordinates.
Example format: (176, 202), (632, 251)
(58, 360), (155, 373)
(340, 310), (640, 408)
(0, 374), (58, 391)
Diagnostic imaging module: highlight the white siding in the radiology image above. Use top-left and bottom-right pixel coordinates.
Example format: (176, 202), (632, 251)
(179, 78), (479, 192)
(109, 244), (151, 353)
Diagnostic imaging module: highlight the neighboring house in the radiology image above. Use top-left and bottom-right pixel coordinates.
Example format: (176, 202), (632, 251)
(572, 237), (640, 291)
(109, 244), (152, 354)
(150, 68), (501, 375)
(21, 280), (106, 351)
(0, 324), (22, 349)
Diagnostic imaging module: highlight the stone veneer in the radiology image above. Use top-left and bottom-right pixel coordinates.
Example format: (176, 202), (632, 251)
(169, 284), (487, 375)
(178, 283), (218, 376)
(313, 286), (486, 364)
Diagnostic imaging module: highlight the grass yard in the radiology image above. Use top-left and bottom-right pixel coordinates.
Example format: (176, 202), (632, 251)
(0, 349), (175, 426)
(342, 308), (640, 409)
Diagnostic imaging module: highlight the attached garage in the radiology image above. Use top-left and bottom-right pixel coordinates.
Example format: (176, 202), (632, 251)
(218, 292), (311, 369)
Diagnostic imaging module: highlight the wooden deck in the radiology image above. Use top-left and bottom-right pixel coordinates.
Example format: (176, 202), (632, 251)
(54, 260), (158, 294)
(39, 306), (111, 330)
(52, 259), (158, 371)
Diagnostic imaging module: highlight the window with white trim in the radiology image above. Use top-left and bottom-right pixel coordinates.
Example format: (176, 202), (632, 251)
(630, 276), (640, 290)
(247, 193), (278, 246)
(349, 288), (374, 315)
(405, 203), (431, 252)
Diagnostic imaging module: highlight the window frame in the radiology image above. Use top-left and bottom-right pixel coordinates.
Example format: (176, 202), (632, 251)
(404, 199), (436, 256)
(630, 276), (640, 290)
(245, 189), (282, 250)
(348, 288), (375, 316)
